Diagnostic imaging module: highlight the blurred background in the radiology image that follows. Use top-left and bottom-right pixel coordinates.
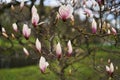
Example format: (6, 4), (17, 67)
(0, 0), (120, 80)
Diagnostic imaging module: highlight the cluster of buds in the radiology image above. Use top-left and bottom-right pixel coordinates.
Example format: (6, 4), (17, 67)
(23, 38), (41, 55)
(102, 22), (117, 35)
(56, 40), (73, 59)
(23, 38), (47, 73)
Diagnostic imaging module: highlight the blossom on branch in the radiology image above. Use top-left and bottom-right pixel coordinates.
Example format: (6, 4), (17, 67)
(57, 4), (74, 22)
(31, 6), (39, 27)
(22, 24), (31, 40)
(111, 27), (117, 35)
(106, 62), (114, 77)
(56, 42), (62, 59)
(67, 40), (73, 56)
(91, 19), (97, 33)
(12, 23), (18, 32)
(35, 38), (41, 53)
(39, 56), (49, 73)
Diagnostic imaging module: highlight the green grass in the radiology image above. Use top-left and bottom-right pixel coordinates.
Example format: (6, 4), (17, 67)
(0, 66), (58, 80)
(0, 64), (98, 80)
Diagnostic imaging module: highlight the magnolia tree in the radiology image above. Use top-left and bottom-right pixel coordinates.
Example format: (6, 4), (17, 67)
(0, 0), (120, 80)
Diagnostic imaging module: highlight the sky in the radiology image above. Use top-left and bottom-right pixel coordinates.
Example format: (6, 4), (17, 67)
(0, 0), (59, 7)
(44, 0), (60, 7)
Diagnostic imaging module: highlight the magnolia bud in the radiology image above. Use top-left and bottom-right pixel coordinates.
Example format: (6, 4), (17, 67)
(35, 38), (41, 53)
(56, 42), (62, 59)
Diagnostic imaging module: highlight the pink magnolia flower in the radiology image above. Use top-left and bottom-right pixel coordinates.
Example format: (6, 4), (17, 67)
(67, 40), (73, 56)
(23, 47), (29, 56)
(22, 24), (31, 40)
(35, 38), (41, 53)
(31, 6), (39, 27)
(12, 23), (18, 32)
(57, 4), (74, 22)
(32, 13), (39, 27)
(106, 63), (114, 77)
(39, 56), (49, 73)
(91, 19), (97, 33)
(56, 42), (62, 59)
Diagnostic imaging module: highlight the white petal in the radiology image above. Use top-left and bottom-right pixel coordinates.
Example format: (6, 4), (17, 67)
(67, 40), (72, 54)
(39, 56), (45, 68)
(23, 47), (29, 56)
(27, 28), (31, 36)
(56, 42), (62, 55)
(66, 4), (73, 15)
(39, 56), (49, 71)
(45, 62), (49, 67)
(92, 19), (97, 29)
(32, 5), (37, 13)
(2, 27), (6, 33)
(20, 0), (24, 9)
(110, 63), (114, 73)
(12, 23), (18, 32)
(106, 65), (110, 72)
